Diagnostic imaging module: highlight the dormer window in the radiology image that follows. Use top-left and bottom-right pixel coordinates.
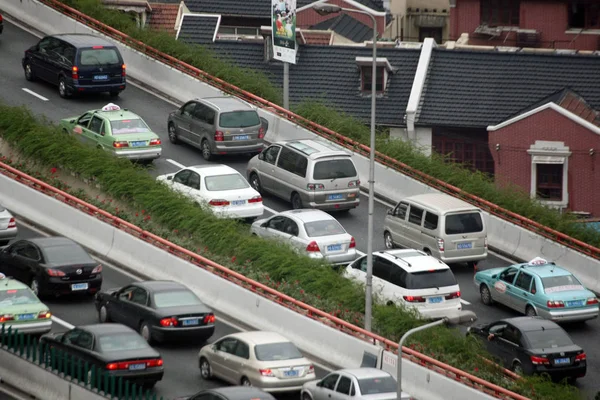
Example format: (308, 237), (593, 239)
(355, 57), (394, 94)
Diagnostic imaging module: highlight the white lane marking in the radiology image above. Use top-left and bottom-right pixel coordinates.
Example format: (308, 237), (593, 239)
(128, 80), (182, 107)
(51, 316), (75, 329)
(22, 88), (49, 101)
(460, 299), (471, 305)
(360, 190), (396, 208)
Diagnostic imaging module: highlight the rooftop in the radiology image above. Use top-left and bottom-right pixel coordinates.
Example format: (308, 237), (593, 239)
(283, 209), (338, 223)
(135, 280), (189, 292)
(177, 14), (220, 45)
(341, 368), (393, 379)
(200, 96), (255, 110)
(52, 33), (114, 47)
(377, 250), (450, 272)
(148, 2), (179, 33)
(81, 323), (139, 335)
(187, 164), (240, 176)
(503, 317), (561, 332)
(405, 193), (479, 213)
(311, 14), (373, 43)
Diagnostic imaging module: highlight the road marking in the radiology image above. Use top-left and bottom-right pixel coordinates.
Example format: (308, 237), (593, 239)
(166, 158), (186, 169)
(51, 316), (75, 329)
(360, 190), (396, 208)
(22, 88), (49, 101)
(460, 299), (471, 305)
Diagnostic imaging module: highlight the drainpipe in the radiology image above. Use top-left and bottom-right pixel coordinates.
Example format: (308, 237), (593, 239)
(405, 38), (435, 143)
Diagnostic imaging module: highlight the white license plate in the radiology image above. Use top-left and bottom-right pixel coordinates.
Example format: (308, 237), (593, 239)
(428, 296), (443, 304)
(94, 75), (108, 80)
(234, 135), (249, 140)
(457, 242), (472, 250)
(182, 318), (199, 326)
(71, 283), (89, 291)
(128, 363), (146, 371)
(327, 244), (342, 251)
(327, 194), (344, 201)
(232, 200), (246, 206)
(284, 370), (298, 377)
(554, 357), (570, 365)
(131, 141), (146, 147)
(17, 314), (35, 320)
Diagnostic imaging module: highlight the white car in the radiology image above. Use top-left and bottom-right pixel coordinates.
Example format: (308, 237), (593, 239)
(344, 249), (462, 319)
(157, 164), (264, 220)
(0, 205), (17, 247)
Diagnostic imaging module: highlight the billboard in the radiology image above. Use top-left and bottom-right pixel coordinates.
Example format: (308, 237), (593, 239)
(271, 0), (297, 64)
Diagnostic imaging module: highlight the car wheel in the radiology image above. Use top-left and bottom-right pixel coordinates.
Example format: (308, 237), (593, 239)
(201, 140), (213, 161)
(480, 285), (493, 306)
(423, 248), (432, 256)
(0, 240), (9, 247)
(199, 357), (212, 379)
(249, 173), (262, 194)
(302, 393), (312, 400)
(241, 376), (252, 386)
(30, 278), (41, 297)
(109, 91), (120, 98)
(139, 322), (154, 344)
(525, 305), (537, 317)
(168, 123), (178, 144)
(512, 361), (524, 375)
(24, 62), (36, 81)
(384, 231), (394, 249)
(98, 305), (111, 323)
(58, 77), (71, 99)
(291, 192), (303, 209)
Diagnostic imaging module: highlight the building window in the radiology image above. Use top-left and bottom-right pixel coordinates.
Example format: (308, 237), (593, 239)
(432, 137), (494, 175)
(218, 26), (259, 37)
(419, 27), (442, 43)
(361, 66), (385, 93)
(480, 0), (521, 26)
(568, 3), (600, 29)
(536, 164), (563, 201)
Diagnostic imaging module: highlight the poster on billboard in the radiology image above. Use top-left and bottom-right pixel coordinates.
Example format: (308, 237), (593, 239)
(271, 0), (297, 64)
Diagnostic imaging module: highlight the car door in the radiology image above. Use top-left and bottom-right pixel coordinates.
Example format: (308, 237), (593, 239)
(70, 330), (100, 369)
(120, 287), (149, 330)
(70, 112), (93, 145)
(405, 205), (425, 250)
(260, 216), (289, 240)
(45, 39), (70, 85)
(185, 171), (202, 203)
(31, 37), (57, 82)
(372, 256), (393, 299)
(110, 285), (137, 324)
(491, 324), (522, 369)
(274, 148), (306, 202)
(191, 103), (215, 146)
(256, 145), (282, 194)
(387, 202), (409, 247)
(312, 373), (340, 400)
(511, 271), (534, 313)
(345, 255), (367, 282)
(282, 217), (305, 252)
(493, 267), (519, 308)
(172, 101), (198, 144)
(331, 374), (353, 400)
(12, 242), (41, 284)
(210, 337), (239, 382)
(221, 339), (250, 384)
(85, 115), (106, 148)
(0, 242), (27, 279)
(170, 169), (193, 196)
(50, 329), (87, 366)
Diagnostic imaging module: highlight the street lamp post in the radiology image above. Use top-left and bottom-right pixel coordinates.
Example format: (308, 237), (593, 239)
(313, 3), (378, 333)
(396, 311), (478, 399)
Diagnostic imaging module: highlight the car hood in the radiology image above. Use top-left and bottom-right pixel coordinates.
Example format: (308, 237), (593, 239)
(475, 267), (506, 279)
(154, 304), (212, 318)
(0, 302), (48, 315)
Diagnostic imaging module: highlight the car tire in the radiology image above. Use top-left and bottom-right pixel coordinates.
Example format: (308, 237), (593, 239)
(384, 231), (394, 249)
(480, 285), (493, 306)
(241, 376), (252, 386)
(249, 173), (262, 194)
(525, 305), (536, 317)
(302, 393), (312, 400)
(98, 305), (111, 323)
(291, 192), (303, 209)
(139, 321), (154, 345)
(201, 139), (213, 161)
(24, 62), (36, 81)
(0, 240), (9, 247)
(199, 357), (212, 379)
(168, 123), (178, 144)
(58, 77), (71, 99)
(423, 248), (432, 256)
(30, 277), (42, 298)
(512, 361), (524, 375)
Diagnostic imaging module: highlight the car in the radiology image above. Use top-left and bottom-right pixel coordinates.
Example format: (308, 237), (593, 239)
(0, 237), (102, 298)
(251, 209), (357, 265)
(301, 368), (413, 400)
(94, 281), (216, 344)
(247, 139), (360, 211)
(0, 13), (3, 35)
(474, 257), (599, 322)
(467, 317), (586, 382)
(60, 103), (162, 162)
(156, 165), (263, 220)
(345, 249), (462, 319)
(167, 96), (265, 161)
(22, 33), (126, 98)
(41, 323), (164, 388)
(0, 205), (17, 247)
(0, 273), (52, 335)
(198, 331), (316, 392)
(174, 386), (276, 400)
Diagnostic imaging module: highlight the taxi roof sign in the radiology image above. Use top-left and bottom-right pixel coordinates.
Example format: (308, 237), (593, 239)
(102, 103), (121, 112)
(528, 257), (548, 266)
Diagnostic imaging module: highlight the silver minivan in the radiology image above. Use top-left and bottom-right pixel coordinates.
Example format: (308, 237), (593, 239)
(246, 139), (360, 211)
(167, 96), (265, 161)
(383, 193), (487, 266)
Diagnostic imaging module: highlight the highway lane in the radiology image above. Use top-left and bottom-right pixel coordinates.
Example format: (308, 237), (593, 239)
(1, 18), (600, 397)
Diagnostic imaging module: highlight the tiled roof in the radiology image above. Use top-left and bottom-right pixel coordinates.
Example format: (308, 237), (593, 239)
(184, 0), (269, 17)
(297, 0), (385, 12)
(417, 48), (600, 128)
(177, 14), (220, 45)
(147, 3), (179, 33)
(302, 31), (332, 45)
(557, 90), (600, 128)
(311, 14), (373, 43)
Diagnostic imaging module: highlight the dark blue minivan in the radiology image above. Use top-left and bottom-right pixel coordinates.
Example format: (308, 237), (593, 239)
(22, 33), (126, 99)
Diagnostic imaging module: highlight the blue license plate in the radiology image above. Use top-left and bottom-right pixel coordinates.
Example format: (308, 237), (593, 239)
(71, 283), (88, 291)
(554, 357), (570, 365)
(234, 135), (249, 140)
(128, 363), (146, 371)
(94, 75), (108, 80)
(566, 300), (584, 307)
(232, 200), (246, 206)
(457, 242), (472, 250)
(284, 370), (298, 377)
(17, 314), (35, 321)
(131, 141), (146, 147)
(428, 296), (443, 304)
(327, 244), (342, 252)
(327, 194), (344, 200)
(182, 319), (199, 326)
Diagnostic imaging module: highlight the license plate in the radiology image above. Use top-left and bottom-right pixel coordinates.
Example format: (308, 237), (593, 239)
(428, 296), (443, 304)
(182, 318), (199, 326)
(232, 200), (246, 206)
(327, 194), (344, 201)
(94, 75), (108, 80)
(234, 135), (249, 140)
(130, 141), (146, 147)
(566, 300), (584, 307)
(71, 283), (89, 291)
(128, 363), (146, 371)
(457, 242), (472, 250)
(554, 357), (570, 365)
(284, 370), (298, 377)
(327, 244), (342, 252)
(16, 314), (35, 321)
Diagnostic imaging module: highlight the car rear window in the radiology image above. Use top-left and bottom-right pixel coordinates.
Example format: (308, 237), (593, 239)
(357, 376), (397, 394)
(254, 342), (303, 361)
(97, 333), (149, 352)
(0, 288), (39, 306)
(79, 48), (120, 66)
(313, 159), (357, 180)
(43, 244), (93, 265)
(304, 220), (346, 237)
(445, 212), (483, 235)
(542, 275), (584, 293)
(406, 269), (457, 290)
(153, 290), (202, 308)
(219, 111), (260, 128)
(524, 328), (573, 349)
(205, 174), (249, 191)
(110, 119), (151, 135)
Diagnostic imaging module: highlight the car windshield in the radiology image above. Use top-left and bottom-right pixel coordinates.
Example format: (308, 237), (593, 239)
(304, 220), (346, 237)
(0, 288), (40, 306)
(153, 290), (202, 308)
(357, 377), (397, 394)
(445, 212), (484, 235)
(313, 159), (357, 180)
(43, 244), (92, 265)
(110, 119), (151, 135)
(97, 333), (149, 352)
(254, 342), (303, 361)
(219, 111), (260, 128)
(542, 275), (584, 293)
(405, 269), (457, 290)
(524, 328), (573, 349)
(79, 48), (120, 66)
(205, 174), (249, 191)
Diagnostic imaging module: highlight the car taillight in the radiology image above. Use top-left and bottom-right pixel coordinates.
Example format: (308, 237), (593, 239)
(147, 358), (163, 367)
(215, 131), (224, 142)
(113, 141), (129, 148)
(92, 265), (103, 274)
(445, 291), (461, 300)
(348, 180), (360, 187)
(38, 311), (52, 319)
(547, 300), (565, 308)
(306, 241), (320, 252)
(0, 314), (14, 323)
(403, 296), (426, 303)
(122, 64), (126, 77)
(203, 314), (215, 324)
(0, 14), (3, 22)
(159, 317), (178, 327)
(107, 359), (162, 371)
(587, 297), (599, 305)
(306, 183), (325, 190)
(307, 364), (315, 374)
(209, 199), (230, 206)
(575, 353), (586, 362)
(530, 355), (549, 365)
(46, 269), (66, 277)
(436, 238), (444, 252)
(349, 237), (356, 248)
(149, 139), (161, 146)
(248, 196), (262, 203)
(72, 66), (79, 80)
(258, 127), (265, 139)
(259, 369), (274, 377)
(7, 218), (16, 229)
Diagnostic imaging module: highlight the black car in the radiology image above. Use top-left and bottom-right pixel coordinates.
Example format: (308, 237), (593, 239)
(41, 324), (164, 388)
(468, 316), (586, 382)
(175, 386), (276, 400)
(95, 281), (216, 344)
(0, 237), (102, 297)
(22, 33), (126, 99)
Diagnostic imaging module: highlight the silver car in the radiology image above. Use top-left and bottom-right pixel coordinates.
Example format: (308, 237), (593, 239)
(250, 209), (358, 265)
(0, 206), (17, 247)
(301, 368), (413, 400)
(198, 331), (316, 392)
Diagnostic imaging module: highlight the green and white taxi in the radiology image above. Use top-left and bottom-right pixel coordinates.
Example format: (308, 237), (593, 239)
(60, 103), (162, 162)
(0, 273), (52, 334)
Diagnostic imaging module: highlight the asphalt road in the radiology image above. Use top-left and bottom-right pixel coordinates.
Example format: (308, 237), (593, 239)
(1, 19), (599, 398)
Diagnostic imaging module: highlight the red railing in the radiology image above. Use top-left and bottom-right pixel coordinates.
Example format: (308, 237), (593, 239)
(0, 161), (529, 399)
(26, 0), (600, 261)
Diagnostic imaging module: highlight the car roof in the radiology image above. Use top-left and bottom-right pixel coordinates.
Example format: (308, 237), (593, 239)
(187, 164), (239, 176)
(340, 368), (392, 379)
(80, 323), (137, 335)
(511, 263), (572, 278)
(92, 108), (142, 121)
(207, 387), (275, 400)
(402, 193), (479, 214)
(199, 96), (255, 111)
(230, 331), (291, 345)
(280, 209), (337, 223)
(50, 34), (115, 48)
(501, 316), (561, 332)
(277, 139), (351, 159)
(0, 277), (29, 290)
(24, 236), (79, 249)
(375, 249), (450, 272)
(134, 280), (189, 292)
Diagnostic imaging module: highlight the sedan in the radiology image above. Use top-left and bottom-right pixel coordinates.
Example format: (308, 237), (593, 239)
(198, 331), (316, 392)
(157, 165), (264, 220)
(175, 386), (276, 400)
(302, 368), (413, 400)
(41, 324), (164, 388)
(95, 281), (215, 344)
(0, 273), (52, 335)
(0, 205), (17, 247)
(0, 237), (102, 297)
(467, 317), (586, 382)
(251, 209), (357, 265)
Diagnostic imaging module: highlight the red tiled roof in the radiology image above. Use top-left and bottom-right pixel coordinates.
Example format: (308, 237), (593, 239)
(302, 31), (332, 45)
(148, 3), (179, 33)
(559, 91), (600, 128)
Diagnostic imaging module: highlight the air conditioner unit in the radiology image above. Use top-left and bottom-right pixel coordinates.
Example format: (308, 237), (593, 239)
(516, 31), (540, 48)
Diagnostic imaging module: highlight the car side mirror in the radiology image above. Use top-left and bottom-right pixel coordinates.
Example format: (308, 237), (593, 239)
(167, 176), (173, 181)
(258, 152), (265, 161)
(261, 222), (268, 228)
(491, 274), (497, 279)
(316, 380), (323, 387)
(387, 209), (393, 215)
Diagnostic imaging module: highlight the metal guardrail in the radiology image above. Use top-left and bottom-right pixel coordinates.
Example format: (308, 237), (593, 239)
(0, 161), (529, 400)
(31, 0), (600, 262)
